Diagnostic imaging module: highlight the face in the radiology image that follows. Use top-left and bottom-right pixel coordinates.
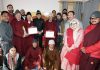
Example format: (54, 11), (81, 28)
(15, 13), (21, 21)
(7, 6), (14, 13)
(49, 44), (54, 49)
(27, 15), (32, 21)
(20, 10), (25, 16)
(63, 10), (67, 14)
(37, 14), (41, 19)
(90, 17), (100, 24)
(57, 15), (61, 20)
(9, 47), (16, 56)
(1, 13), (9, 22)
(62, 14), (67, 20)
(68, 12), (75, 21)
(49, 14), (53, 21)
(70, 22), (77, 30)
(52, 11), (56, 16)
(32, 42), (38, 48)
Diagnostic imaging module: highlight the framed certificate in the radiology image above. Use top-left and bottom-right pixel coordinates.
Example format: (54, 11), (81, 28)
(28, 27), (38, 34)
(45, 31), (55, 38)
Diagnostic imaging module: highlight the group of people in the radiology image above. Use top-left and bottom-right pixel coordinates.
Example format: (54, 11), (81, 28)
(0, 4), (100, 70)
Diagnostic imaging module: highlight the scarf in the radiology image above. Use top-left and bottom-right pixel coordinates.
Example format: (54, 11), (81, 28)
(83, 23), (100, 47)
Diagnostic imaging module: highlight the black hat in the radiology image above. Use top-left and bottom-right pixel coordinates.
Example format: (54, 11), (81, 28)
(32, 39), (38, 43)
(36, 10), (41, 15)
(26, 12), (32, 16)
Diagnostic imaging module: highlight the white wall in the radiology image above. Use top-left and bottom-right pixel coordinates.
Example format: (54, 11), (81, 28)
(3, 0), (60, 13)
(0, 0), (4, 11)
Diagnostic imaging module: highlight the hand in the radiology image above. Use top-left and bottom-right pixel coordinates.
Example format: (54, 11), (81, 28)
(54, 68), (57, 70)
(38, 31), (42, 34)
(38, 65), (41, 70)
(81, 47), (86, 53)
(43, 67), (46, 70)
(23, 33), (29, 37)
(58, 33), (62, 35)
(25, 66), (29, 70)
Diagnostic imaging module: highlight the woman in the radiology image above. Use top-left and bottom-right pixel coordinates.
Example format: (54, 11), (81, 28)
(61, 18), (83, 70)
(24, 12), (34, 54)
(3, 47), (22, 70)
(80, 11), (100, 70)
(44, 13), (57, 47)
(56, 13), (63, 51)
(24, 39), (42, 70)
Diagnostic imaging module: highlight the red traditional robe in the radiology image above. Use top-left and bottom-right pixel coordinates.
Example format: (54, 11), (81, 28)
(24, 47), (42, 69)
(8, 13), (15, 23)
(23, 20), (34, 54)
(81, 24), (100, 58)
(79, 24), (100, 70)
(44, 20), (57, 47)
(11, 19), (26, 56)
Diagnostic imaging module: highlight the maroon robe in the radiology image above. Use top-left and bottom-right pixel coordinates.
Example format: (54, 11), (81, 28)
(11, 19), (25, 56)
(44, 20), (57, 47)
(23, 20), (34, 54)
(8, 13), (15, 23)
(24, 47), (42, 69)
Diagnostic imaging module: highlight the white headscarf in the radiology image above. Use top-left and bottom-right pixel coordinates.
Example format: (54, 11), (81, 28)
(69, 18), (83, 43)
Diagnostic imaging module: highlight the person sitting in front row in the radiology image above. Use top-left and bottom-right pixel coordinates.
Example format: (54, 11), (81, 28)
(3, 46), (22, 70)
(43, 40), (60, 70)
(24, 39), (42, 70)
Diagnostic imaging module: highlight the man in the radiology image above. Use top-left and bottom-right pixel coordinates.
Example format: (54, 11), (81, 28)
(66, 11), (83, 31)
(20, 9), (26, 20)
(62, 9), (67, 14)
(7, 4), (14, 23)
(24, 39), (42, 70)
(52, 10), (57, 21)
(43, 40), (60, 70)
(0, 46), (3, 69)
(80, 11), (100, 70)
(33, 10), (45, 48)
(0, 11), (13, 55)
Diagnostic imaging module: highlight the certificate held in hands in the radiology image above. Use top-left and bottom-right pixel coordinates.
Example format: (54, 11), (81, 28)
(28, 27), (38, 34)
(45, 31), (55, 38)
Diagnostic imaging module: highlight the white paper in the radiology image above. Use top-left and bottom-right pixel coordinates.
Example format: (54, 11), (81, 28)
(45, 31), (55, 38)
(28, 27), (38, 34)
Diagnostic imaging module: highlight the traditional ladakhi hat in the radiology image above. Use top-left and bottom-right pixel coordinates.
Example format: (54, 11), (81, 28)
(48, 40), (55, 45)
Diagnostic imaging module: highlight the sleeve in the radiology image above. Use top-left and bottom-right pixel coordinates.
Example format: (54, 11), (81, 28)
(37, 48), (42, 64)
(42, 19), (45, 31)
(85, 41), (100, 53)
(11, 21), (23, 37)
(3, 56), (10, 70)
(42, 49), (46, 67)
(54, 50), (60, 70)
(0, 25), (12, 42)
(24, 49), (31, 66)
(16, 55), (22, 70)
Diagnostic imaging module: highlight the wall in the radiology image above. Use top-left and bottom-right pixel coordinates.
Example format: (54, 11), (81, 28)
(2, 0), (59, 13)
(0, 0), (4, 12)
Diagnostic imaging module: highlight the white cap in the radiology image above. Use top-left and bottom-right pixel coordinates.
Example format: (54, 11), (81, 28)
(48, 40), (55, 45)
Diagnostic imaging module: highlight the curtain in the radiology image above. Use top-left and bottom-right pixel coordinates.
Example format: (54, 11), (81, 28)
(62, 1), (68, 10)
(74, 1), (83, 21)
